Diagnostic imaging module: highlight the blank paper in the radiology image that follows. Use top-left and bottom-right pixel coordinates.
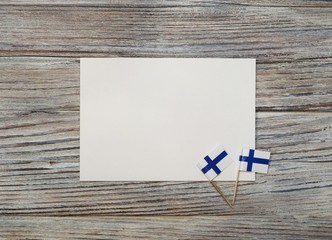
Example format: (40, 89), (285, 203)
(80, 58), (256, 181)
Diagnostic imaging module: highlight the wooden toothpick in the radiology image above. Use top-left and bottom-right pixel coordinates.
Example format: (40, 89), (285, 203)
(232, 169), (240, 205)
(210, 180), (233, 208)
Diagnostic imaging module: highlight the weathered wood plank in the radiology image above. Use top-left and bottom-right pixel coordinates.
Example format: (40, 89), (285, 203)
(0, 216), (331, 239)
(0, 4), (331, 62)
(0, 57), (331, 112)
(0, 58), (79, 112)
(0, 0), (331, 7)
(0, 111), (330, 216)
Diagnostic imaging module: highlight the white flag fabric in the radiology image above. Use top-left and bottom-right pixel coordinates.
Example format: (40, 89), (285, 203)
(197, 146), (233, 180)
(239, 148), (270, 174)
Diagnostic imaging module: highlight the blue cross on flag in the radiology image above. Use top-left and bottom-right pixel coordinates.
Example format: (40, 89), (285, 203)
(239, 148), (270, 174)
(197, 146), (233, 180)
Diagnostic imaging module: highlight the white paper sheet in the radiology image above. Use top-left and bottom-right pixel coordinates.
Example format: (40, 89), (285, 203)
(80, 58), (256, 181)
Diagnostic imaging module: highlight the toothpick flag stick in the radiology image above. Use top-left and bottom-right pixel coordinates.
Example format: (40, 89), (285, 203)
(232, 148), (271, 205)
(210, 180), (233, 208)
(197, 145), (234, 208)
(232, 168), (240, 205)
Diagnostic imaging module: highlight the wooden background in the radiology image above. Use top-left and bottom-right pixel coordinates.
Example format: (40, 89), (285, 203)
(0, 0), (331, 239)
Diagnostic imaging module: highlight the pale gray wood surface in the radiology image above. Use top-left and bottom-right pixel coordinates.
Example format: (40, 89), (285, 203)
(0, 216), (331, 240)
(0, 1), (331, 239)
(1, 3), (331, 62)
(1, 0), (331, 6)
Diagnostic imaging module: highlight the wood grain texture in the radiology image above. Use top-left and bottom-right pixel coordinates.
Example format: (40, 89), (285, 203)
(0, 0), (331, 238)
(1, 0), (332, 7)
(0, 57), (331, 112)
(0, 3), (331, 62)
(0, 215), (331, 240)
(0, 111), (331, 216)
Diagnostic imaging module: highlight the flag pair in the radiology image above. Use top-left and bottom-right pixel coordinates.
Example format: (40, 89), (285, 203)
(197, 146), (270, 180)
(197, 145), (270, 207)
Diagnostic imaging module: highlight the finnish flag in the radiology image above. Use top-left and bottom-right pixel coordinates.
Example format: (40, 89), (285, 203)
(197, 146), (233, 180)
(239, 148), (270, 174)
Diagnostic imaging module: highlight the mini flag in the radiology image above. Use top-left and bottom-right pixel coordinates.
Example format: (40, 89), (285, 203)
(239, 148), (270, 174)
(197, 145), (233, 180)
